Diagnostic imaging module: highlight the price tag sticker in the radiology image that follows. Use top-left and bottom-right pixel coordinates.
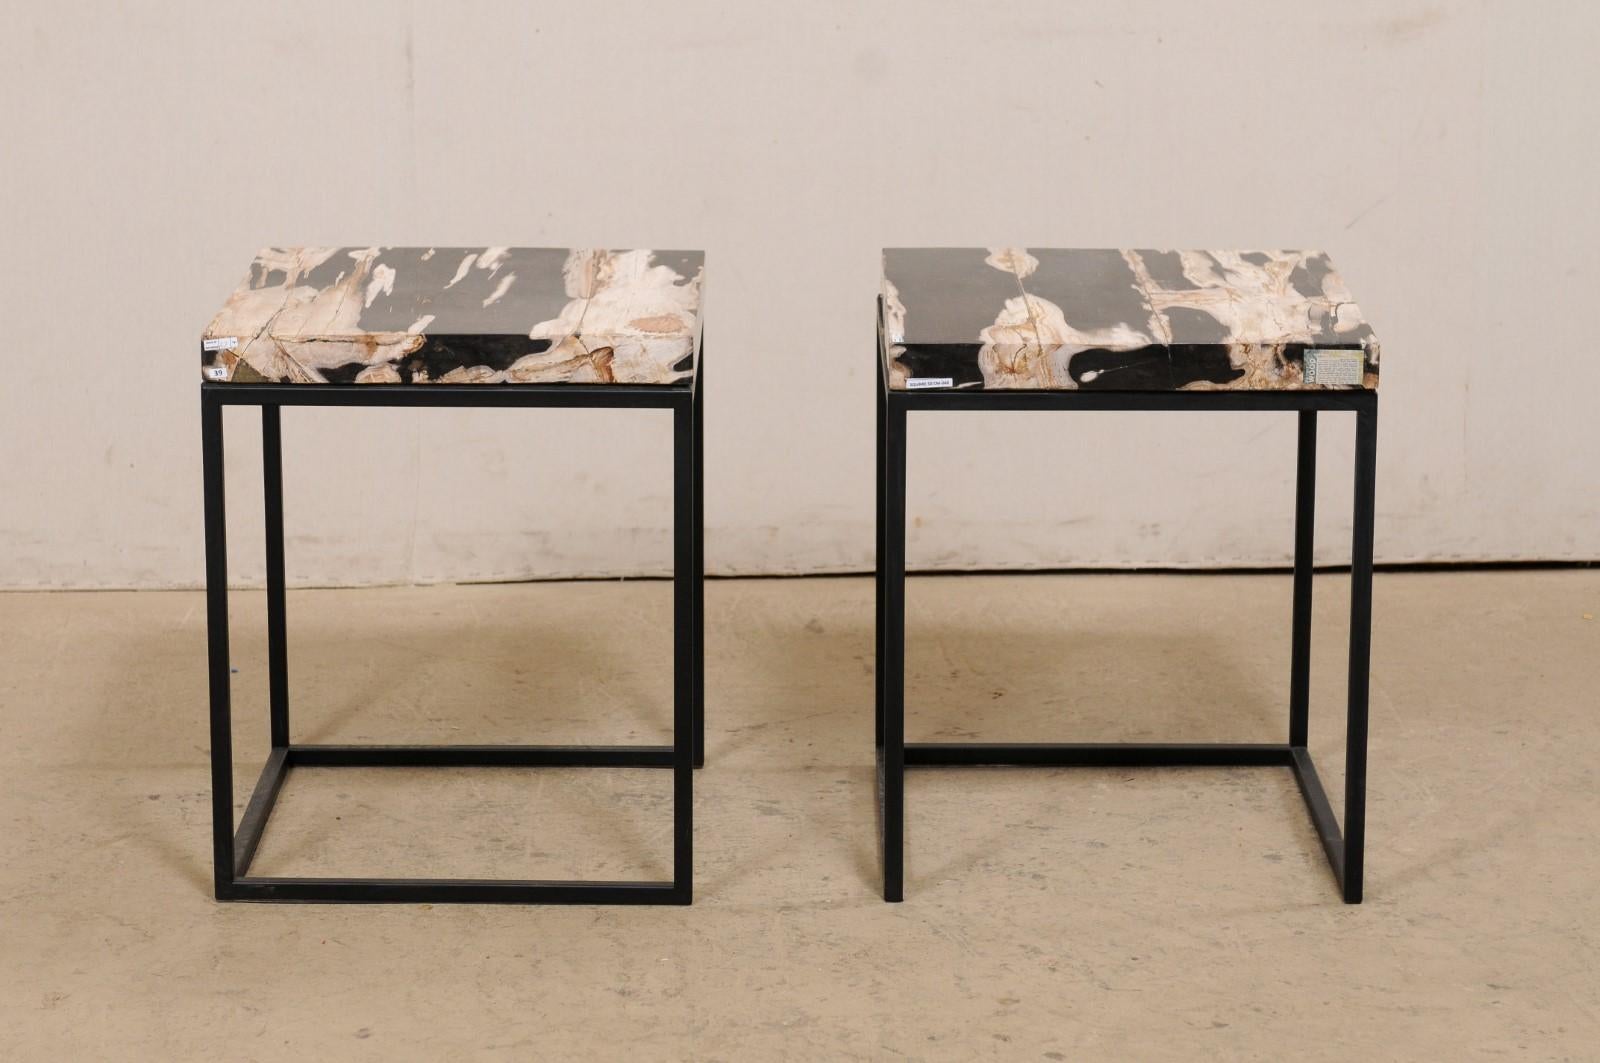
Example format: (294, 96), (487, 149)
(1304, 349), (1365, 387)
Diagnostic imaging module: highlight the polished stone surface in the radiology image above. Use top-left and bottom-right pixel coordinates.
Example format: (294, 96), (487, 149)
(882, 248), (1379, 391)
(202, 248), (703, 384)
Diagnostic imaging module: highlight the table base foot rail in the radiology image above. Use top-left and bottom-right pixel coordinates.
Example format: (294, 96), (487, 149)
(284, 744), (676, 769)
(904, 742), (1297, 768)
(221, 878), (686, 905)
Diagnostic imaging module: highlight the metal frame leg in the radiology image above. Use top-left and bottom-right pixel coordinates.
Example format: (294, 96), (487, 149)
(875, 354), (887, 752)
(202, 393), (235, 900)
(1289, 410), (1316, 747)
(1342, 399), (1378, 903)
(1289, 397), (1378, 903)
(879, 395), (907, 902)
(202, 381), (698, 906)
(692, 347), (705, 769)
(673, 394), (696, 901)
(878, 355), (1378, 902)
(263, 404), (289, 750)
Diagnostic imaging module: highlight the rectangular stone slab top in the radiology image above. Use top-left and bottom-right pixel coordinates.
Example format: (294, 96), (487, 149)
(881, 248), (1379, 391)
(201, 248), (704, 385)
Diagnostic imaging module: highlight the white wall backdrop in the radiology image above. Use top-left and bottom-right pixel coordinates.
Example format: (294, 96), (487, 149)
(2, 0), (1597, 588)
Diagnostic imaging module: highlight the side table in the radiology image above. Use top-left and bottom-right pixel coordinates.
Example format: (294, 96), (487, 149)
(875, 248), (1379, 903)
(200, 246), (704, 904)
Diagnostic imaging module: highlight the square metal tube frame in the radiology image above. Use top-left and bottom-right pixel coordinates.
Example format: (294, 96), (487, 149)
(874, 320), (1377, 904)
(201, 357), (704, 905)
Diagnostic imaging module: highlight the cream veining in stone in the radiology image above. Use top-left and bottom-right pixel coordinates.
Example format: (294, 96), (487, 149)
(202, 247), (703, 385)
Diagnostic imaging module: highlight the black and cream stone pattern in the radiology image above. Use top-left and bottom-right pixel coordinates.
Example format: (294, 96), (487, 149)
(881, 248), (1379, 391)
(202, 248), (703, 385)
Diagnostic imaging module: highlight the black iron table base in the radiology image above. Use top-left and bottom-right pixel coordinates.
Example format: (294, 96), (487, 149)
(202, 378), (704, 905)
(874, 347), (1378, 904)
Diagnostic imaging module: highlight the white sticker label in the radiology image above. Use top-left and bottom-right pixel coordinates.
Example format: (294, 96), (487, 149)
(905, 377), (954, 390)
(1303, 348), (1365, 387)
(203, 336), (239, 352)
(205, 365), (229, 381)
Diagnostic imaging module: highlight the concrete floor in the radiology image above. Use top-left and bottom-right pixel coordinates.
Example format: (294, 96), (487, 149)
(1, 572), (1596, 1060)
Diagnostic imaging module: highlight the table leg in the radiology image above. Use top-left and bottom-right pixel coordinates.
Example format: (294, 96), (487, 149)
(263, 405), (289, 750)
(1289, 410), (1317, 747)
(692, 344), (705, 768)
(673, 395), (695, 901)
(881, 397), (907, 902)
(1342, 399), (1378, 903)
(202, 393), (235, 898)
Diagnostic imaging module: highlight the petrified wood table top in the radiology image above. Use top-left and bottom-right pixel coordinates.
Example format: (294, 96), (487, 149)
(881, 248), (1378, 391)
(202, 248), (703, 385)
